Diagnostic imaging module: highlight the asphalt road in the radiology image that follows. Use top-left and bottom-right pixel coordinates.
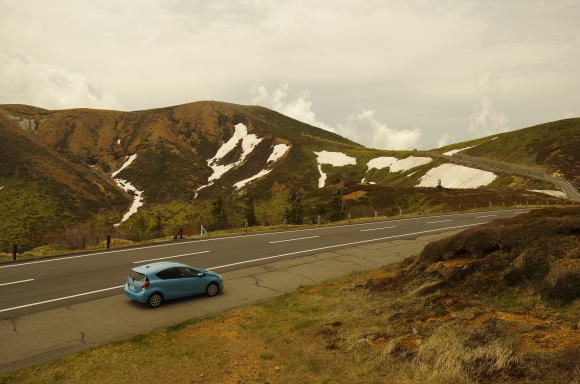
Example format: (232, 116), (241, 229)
(0, 208), (530, 321)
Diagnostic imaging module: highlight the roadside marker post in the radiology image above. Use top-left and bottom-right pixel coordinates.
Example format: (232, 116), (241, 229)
(106, 234), (111, 250)
(317, 215), (321, 225)
(200, 225), (208, 237)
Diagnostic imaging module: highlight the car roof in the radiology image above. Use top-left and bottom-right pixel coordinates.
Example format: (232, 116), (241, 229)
(133, 261), (192, 275)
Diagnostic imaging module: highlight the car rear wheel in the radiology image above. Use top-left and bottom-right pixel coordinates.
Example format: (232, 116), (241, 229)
(206, 282), (219, 297)
(147, 292), (163, 308)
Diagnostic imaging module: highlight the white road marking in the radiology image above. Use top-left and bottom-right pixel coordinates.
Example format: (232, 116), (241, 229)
(269, 236), (319, 244)
(426, 220), (452, 224)
(0, 286), (124, 313)
(360, 226), (396, 232)
(0, 278), (34, 287)
(132, 250), (210, 264)
(477, 214), (497, 218)
(207, 223), (485, 271)
(0, 208), (527, 270)
(0, 222), (489, 314)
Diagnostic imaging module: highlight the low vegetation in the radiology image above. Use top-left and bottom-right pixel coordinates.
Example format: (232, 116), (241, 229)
(2, 207), (578, 384)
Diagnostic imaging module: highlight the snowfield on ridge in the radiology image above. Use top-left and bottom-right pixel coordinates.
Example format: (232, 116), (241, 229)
(417, 163), (497, 188)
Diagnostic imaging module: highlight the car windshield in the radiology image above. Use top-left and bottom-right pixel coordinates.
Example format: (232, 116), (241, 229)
(129, 270), (146, 282)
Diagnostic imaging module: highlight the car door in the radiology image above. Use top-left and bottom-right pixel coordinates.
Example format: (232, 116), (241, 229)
(156, 267), (184, 300)
(180, 267), (206, 296)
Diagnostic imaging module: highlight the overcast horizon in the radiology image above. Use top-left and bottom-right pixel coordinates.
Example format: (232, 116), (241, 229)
(1, 0), (579, 150)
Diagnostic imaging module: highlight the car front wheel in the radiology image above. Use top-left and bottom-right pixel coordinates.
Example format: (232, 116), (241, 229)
(147, 292), (163, 308)
(206, 282), (219, 297)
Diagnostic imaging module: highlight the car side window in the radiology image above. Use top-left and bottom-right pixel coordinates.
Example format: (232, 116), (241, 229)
(156, 267), (182, 280)
(179, 267), (198, 278)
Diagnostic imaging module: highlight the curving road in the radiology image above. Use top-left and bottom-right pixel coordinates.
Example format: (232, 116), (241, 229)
(428, 152), (580, 201)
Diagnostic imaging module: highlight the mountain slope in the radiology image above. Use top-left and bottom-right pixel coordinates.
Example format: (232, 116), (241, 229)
(0, 111), (129, 250)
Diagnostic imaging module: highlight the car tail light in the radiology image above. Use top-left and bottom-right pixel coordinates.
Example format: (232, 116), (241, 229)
(141, 277), (150, 290)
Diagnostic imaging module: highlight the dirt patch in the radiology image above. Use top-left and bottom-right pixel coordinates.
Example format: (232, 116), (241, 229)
(342, 190), (367, 201)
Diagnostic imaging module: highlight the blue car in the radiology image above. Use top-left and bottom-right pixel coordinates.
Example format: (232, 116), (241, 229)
(124, 261), (224, 308)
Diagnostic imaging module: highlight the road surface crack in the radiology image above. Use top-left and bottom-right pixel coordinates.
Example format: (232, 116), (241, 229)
(10, 318), (18, 334)
(249, 274), (281, 293)
(280, 269), (317, 283)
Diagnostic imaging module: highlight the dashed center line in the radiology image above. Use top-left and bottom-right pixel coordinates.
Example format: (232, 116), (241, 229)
(477, 214), (497, 218)
(0, 222), (486, 314)
(360, 226), (397, 232)
(132, 250), (210, 264)
(426, 220), (453, 224)
(269, 236), (320, 244)
(0, 278), (34, 287)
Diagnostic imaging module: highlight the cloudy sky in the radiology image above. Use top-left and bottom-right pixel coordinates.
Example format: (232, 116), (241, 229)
(1, 0), (579, 149)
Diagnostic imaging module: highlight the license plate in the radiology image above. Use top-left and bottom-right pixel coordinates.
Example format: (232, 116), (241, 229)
(130, 284), (136, 290)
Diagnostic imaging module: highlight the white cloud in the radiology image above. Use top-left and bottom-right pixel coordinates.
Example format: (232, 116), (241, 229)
(252, 84), (421, 150)
(437, 134), (452, 148)
(251, 84), (335, 132)
(562, 112), (576, 118)
(336, 110), (421, 150)
(0, 53), (122, 110)
(469, 73), (509, 137)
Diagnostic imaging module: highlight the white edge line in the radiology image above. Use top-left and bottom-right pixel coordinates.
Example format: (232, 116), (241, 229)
(0, 278), (34, 287)
(208, 223), (486, 271)
(0, 222), (488, 314)
(477, 215), (497, 218)
(0, 209), (527, 270)
(132, 251), (210, 264)
(360, 226), (396, 232)
(426, 220), (452, 224)
(269, 236), (319, 244)
(0, 285), (124, 313)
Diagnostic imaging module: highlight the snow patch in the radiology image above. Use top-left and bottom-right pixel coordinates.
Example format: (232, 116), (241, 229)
(389, 156), (432, 172)
(111, 154), (144, 226)
(491, 137), (498, 140)
(117, 138), (121, 145)
(196, 123), (263, 195)
(367, 157), (398, 171)
(362, 156), (432, 182)
(314, 151), (357, 188)
(267, 144), (290, 164)
(528, 190), (566, 199)
(417, 164), (496, 188)
(444, 146), (474, 156)
(0, 185), (4, 190)
(111, 154), (138, 178)
(234, 144), (290, 190)
(234, 169), (272, 190)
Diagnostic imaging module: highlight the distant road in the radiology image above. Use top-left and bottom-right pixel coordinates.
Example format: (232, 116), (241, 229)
(0, 208), (530, 320)
(428, 152), (580, 201)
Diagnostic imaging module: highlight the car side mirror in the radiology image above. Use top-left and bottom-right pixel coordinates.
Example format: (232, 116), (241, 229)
(197, 272), (206, 278)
